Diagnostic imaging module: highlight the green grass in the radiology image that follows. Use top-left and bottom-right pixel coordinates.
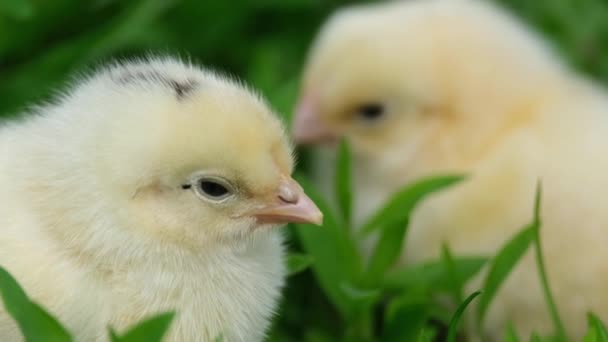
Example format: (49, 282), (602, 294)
(278, 142), (584, 341)
(0, 264), (174, 342)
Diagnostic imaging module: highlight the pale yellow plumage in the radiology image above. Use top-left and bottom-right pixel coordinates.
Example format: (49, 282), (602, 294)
(293, 0), (608, 339)
(0, 57), (322, 341)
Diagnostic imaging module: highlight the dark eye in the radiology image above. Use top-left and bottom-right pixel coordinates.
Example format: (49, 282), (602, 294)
(199, 180), (229, 198)
(186, 175), (235, 202)
(356, 103), (384, 121)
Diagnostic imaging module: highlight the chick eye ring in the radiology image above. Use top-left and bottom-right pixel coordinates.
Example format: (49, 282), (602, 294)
(182, 174), (236, 203)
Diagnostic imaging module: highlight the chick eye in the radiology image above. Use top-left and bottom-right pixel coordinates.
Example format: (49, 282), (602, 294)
(356, 103), (385, 121)
(199, 180), (229, 198)
(185, 176), (235, 202)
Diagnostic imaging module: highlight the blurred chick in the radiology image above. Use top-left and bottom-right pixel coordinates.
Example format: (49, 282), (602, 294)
(293, 0), (608, 339)
(0, 57), (322, 341)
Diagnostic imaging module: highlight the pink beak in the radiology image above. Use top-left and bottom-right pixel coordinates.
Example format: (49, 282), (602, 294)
(248, 176), (323, 226)
(292, 94), (338, 145)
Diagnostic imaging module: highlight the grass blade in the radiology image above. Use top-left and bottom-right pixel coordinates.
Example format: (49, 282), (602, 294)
(583, 328), (597, 342)
(340, 283), (381, 311)
(417, 326), (438, 342)
(335, 139), (352, 226)
(382, 295), (428, 342)
(532, 183), (567, 341)
(442, 243), (464, 305)
(111, 312), (174, 342)
(503, 322), (521, 342)
(384, 257), (487, 292)
(286, 253), (314, 276)
(360, 175), (466, 236)
(365, 217), (409, 282)
(530, 332), (542, 342)
(0, 266), (71, 342)
(294, 173), (362, 317)
(447, 290), (481, 342)
(588, 313), (608, 341)
(476, 224), (535, 325)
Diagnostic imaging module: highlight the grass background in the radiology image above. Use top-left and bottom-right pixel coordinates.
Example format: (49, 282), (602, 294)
(1, 0), (608, 121)
(1, 0), (608, 341)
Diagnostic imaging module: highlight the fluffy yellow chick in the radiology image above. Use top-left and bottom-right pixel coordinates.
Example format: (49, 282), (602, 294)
(293, 0), (608, 339)
(0, 57), (322, 341)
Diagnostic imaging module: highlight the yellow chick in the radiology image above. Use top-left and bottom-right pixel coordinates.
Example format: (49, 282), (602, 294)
(293, 0), (608, 339)
(0, 57), (322, 341)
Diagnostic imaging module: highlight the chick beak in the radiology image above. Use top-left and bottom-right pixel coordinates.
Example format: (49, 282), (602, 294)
(250, 177), (323, 226)
(292, 94), (338, 145)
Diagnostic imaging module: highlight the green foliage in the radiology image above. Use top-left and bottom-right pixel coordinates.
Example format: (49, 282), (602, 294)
(0, 0), (363, 119)
(294, 174), (362, 318)
(0, 0), (34, 20)
(360, 175), (466, 236)
(441, 244), (465, 305)
(382, 294), (428, 342)
(583, 314), (608, 342)
(0, 266), (173, 342)
(286, 253), (315, 276)
(476, 220), (535, 325)
(416, 326), (438, 342)
(504, 323), (521, 342)
(0, 266), (70, 342)
(532, 184), (567, 341)
(496, 0), (608, 83)
(383, 257), (487, 293)
(293, 143), (479, 340)
(357, 172), (466, 288)
(365, 217), (409, 282)
(476, 184), (569, 341)
(285, 144), (608, 341)
(110, 312), (175, 342)
(446, 290), (481, 342)
(0, 0), (605, 120)
(335, 139), (353, 226)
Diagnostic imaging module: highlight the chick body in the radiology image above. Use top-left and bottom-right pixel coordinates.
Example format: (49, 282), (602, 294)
(294, 0), (608, 339)
(0, 58), (320, 341)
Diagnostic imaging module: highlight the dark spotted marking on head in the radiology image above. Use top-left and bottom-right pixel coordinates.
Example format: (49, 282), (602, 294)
(167, 79), (197, 98)
(113, 69), (198, 99)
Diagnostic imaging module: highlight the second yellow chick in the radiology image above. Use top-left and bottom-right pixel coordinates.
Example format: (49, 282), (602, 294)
(293, 0), (608, 339)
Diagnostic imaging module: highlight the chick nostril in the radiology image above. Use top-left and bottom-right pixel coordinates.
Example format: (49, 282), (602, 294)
(278, 184), (299, 204)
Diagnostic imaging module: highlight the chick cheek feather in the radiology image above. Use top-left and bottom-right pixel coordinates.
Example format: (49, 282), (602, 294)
(240, 176), (323, 226)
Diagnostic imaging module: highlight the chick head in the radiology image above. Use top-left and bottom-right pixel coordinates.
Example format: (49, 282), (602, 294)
(66, 58), (322, 248)
(293, 0), (566, 177)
